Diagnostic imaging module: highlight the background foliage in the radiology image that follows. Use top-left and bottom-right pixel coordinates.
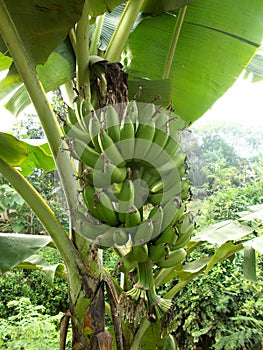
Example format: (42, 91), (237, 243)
(1, 119), (263, 349)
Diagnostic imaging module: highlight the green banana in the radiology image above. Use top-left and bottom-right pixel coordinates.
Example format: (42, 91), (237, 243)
(148, 242), (169, 262)
(170, 202), (186, 226)
(73, 209), (108, 240)
(90, 162), (126, 188)
(154, 108), (169, 133)
(132, 244), (149, 262)
(104, 184), (121, 203)
(148, 205), (164, 240)
(125, 100), (138, 131)
(98, 130), (125, 167)
(172, 226), (193, 250)
(177, 212), (194, 234)
(150, 179), (164, 193)
(148, 172), (186, 205)
(117, 179), (135, 222)
(106, 162), (127, 184)
(67, 105), (79, 126)
(161, 199), (182, 231)
(96, 226), (115, 248)
(62, 121), (91, 145)
(139, 102), (156, 122)
(154, 225), (178, 245)
(153, 152), (187, 178)
(113, 228), (129, 246)
(118, 245), (148, 273)
(95, 191), (120, 226)
(134, 219), (154, 245)
(119, 114), (135, 160)
(88, 112), (101, 151)
(73, 96), (89, 131)
(134, 118), (156, 160)
(140, 167), (160, 188)
(105, 105), (121, 143)
(81, 168), (93, 186)
(181, 178), (191, 200)
(82, 185), (98, 218)
(71, 138), (103, 169)
(157, 248), (186, 268)
(172, 212), (194, 249)
(133, 178), (149, 210)
(80, 99), (94, 131)
(148, 186), (178, 206)
(146, 109), (170, 162)
(162, 134), (181, 160)
(118, 253), (137, 273)
(125, 205), (142, 228)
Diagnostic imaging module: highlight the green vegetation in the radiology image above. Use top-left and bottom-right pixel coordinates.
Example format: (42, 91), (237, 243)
(0, 1), (263, 348)
(1, 121), (263, 349)
(0, 298), (71, 349)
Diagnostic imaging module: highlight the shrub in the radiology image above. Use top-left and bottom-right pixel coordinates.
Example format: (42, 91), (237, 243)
(0, 298), (71, 349)
(0, 248), (68, 318)
(171, 252), (263, 350)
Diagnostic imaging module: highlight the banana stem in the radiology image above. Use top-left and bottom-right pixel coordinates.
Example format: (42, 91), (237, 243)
(162, 6), (188, 79)
(75, 0), (91, 98)
(90, 14), (105, 56)
(0, 0), (80, 219)
(105, 0), (145, 62)
(130, 318), (151, 350)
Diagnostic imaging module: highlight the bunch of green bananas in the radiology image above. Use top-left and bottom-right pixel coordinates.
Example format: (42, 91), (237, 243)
(62, 95), (194, 246)
(62, 95), (194, 318)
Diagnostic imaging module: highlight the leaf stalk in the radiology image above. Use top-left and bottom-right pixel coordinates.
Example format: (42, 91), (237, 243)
(105, 0), (145, 62)
(162, 6), (188, 79)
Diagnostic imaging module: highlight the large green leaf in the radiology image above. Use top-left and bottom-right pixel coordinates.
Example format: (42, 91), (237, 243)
(125, 0), (263, 122)
(17, 254), (67, 287)
(0, 233), (52, 273)
(192, 220), (254, 245)
(2, 39), (75, 115)
(205, 241), (243, 275)
(0, 132), (55, 174)
(237, 204), (263, 222)
(87, 0), (125, 18)
(1, 0), (263, 123)
(19, 142), (55, 176)
(0, 132), (28, 166)
(0, 0), (84, 65)
(141, 0), (197, 14)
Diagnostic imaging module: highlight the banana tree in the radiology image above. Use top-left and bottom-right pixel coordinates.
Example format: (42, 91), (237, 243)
(0, 0), (263, 349)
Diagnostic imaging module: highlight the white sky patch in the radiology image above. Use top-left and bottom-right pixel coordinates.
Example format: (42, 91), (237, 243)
(195, 74), (263, 128)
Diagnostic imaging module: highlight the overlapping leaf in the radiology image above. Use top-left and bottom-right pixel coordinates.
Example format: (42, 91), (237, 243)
(0, 233), (52, 273)
(140, 0), (197, 14)
(0, 132), (28, 166)
(0, 132), (55, 174)
(17, 254), (67, 287)
(0, 0), (84, 65)
(191, 220), (254, 245)
(2, 39), (75, 116)
(125, 0), (263, 122)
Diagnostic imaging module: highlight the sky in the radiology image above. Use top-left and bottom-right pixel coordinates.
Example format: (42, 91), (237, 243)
(0, 74), (263, 132)
(194, 75), (263, 128)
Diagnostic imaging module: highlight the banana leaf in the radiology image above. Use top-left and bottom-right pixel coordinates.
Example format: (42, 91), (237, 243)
(0, 0), (263, 124)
